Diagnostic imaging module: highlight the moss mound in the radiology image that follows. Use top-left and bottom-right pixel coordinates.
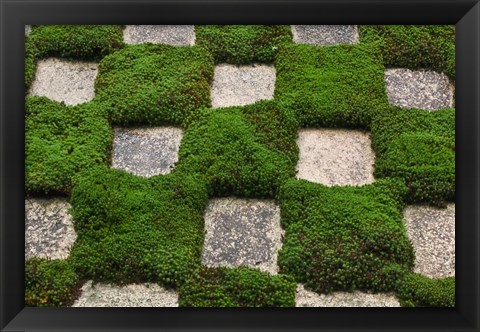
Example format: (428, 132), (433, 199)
(25, 97), (112, 195)
(371, 107), (455, 205)
(25, 258), (79, 307)
(278, 178), (414, 294)
(179, 266), (296, 307)
(275, 42), (389, 129)
(360, 25), (455, 80)
(25, 37), (38, 91)
(397, 273), (455, 307)
(28, 25), (124, 60)
(195, 25), (292, 64)
(94, 44), (214, 125)
(175, 101), (299, 198)
(69, 166), (208, 288)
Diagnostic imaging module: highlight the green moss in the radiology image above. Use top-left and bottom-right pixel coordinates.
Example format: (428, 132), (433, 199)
(397, 273), (455, 307)
(25, 37), (38, 91)
(278, 178), (414, 294)
(29, 25), (124, 60)
(179, 266), (296, 307)
(25, 97), (112, 195)
(360, 25), (455, 80)
(371, 107), (455, 205)
(195, 25), (292, 64)
(69, 166), (209, 288)
(25, 258), (79, 307)
(275, 42), (389, 129)
(94, 44), (214, 125)
(175, 101), (299, 198)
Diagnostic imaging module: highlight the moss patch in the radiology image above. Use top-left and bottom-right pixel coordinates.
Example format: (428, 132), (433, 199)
(69, 166), (208, 288)
(397, 273), (455, 307)
(25, 37), (38, 91)
(179, 266), (296, 307)
(195, 25), (292, 64)
(175, 101), (299, 198)
(25, 258), (79, 307)
(275, 42), (389, 129)
(360, 25), (455, 80)
(94, 44), (214, 125)
(25, 97), (112, 195)
(371, 107), (455, 205)
(278, 178), (414, 294)
(29, 25), (124, 60)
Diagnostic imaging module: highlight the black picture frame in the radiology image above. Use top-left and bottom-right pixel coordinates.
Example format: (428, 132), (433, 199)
(1, 0), (479, 331)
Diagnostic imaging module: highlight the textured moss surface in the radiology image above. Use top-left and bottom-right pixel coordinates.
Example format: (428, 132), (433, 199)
(397, 273), (455, 307)
(25, 37), (37, 91)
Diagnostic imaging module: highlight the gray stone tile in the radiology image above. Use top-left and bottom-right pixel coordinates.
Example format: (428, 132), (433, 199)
(404, 204), (455, 278)
(291, 25), (359, 46)
(296, 129), (375, 186)
(202, 198), (284, 274)
(29, 58), (98, 106)
(384, 68), (453, 110)
(25, 198), (77, 260)
(123, 25), (195, 46)
(25, 25), (31, 36)
(295, 284), (400, 307)
(73, 281), (179, 307)
(211, 64), (276, 108)
(111, 127), (183, 177)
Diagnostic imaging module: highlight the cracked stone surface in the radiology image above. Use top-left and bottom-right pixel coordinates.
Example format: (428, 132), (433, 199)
(202, 198), (284, 274)
(384, 68), (453, 110)
(123, 25), (195, 46)
(25, 25), (31, 36)
(112, 127), (183, 177)
(25, 198), (77, 260)
(211, 64), (276, 108)
(29, 58), (98, 106)
(291, 25), (359, 46)
(295, 284), (400, 307)
(73, 281), (179, 307)
(296, 129), (375, 186)
(404, 204), (455, 278)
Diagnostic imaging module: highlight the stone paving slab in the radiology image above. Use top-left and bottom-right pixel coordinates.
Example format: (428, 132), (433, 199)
(25, 198), (77, 260)
(291, 25), (359, 46)
(111, 127), (183, 177)
(404, 204), (455, 278)
(123, 25), (195, 46)
(25, 25), (31, 36)
(211, 64), (276, 108)
(73, 280), (179, 307)
(202, 198), (284, 275)
(384, 68), (453, 110)
(295, 284), (400, 307)
(296, 129), (375, 186)
(29, 58), (98, 106)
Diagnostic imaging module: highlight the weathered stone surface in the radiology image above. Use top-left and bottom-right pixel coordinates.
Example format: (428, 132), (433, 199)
(384, 68), (453, 110)
(291, 25), (359, 46)
(295, 284), (400, 307)
(296, 129), (375, 186)
(111, 127), (183, 177)
(29, 58), (98, 106)
(202, 198), (284, 274)
(73, 281), (179, 307)
(211, 64), (276, 108)
(25, 25), (31, 36)
(25, 198), (77, 260)
(123, 25), (195, 46)
(404, 204), (455, 278)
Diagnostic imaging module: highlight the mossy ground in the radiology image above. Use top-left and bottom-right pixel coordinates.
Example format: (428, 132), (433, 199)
(25, 25), (455, 307)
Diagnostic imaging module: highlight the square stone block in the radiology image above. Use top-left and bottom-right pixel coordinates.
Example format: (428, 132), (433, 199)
(73, 281), (178, 307)
(211, 64), (276, 108)
(292, 25), (359, 46)
(112, 127), (183, 177)
(296, 129), (375, 186)
(29, 58), (98, 106)
(202, 198), (284, 274)
(384, 68), (453, 110)
(25, 198), (77, 260)
(404, 204), (455, 278)
(123, 25), (195, 46)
